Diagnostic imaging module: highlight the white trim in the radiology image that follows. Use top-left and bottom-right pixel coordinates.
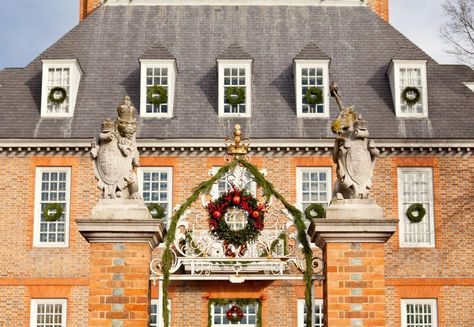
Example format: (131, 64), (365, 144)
(218, 60), (252, 118)
(296, 167), (332, 211)
(41, 59), (82, 118)
(464, 82), (474, 92)
(397, 167), (435, 248)
(137, 167), (173, 227)
(105, 0), (366, 5)
(139, 59), (177, 118)
(401, 298), (438, 327)
(294, 60), (330, 118)
(30, 298), (67, 327)
(33, 167), (71, 248)
(297, 299), (324, 327)
(388, 60), (428, 118)
(210, 166), (257, 199)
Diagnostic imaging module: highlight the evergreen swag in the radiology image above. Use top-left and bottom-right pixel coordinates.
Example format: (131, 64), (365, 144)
(304, 203), (326, 220)
(401, 86), (421, 106)
(147, 85), (168, 106)
(42, 203), (63, 222)
(207, 188), (265, 249)
(225, 87), (245, 105)
(147, 203), (165, 219)
(207, 299), (261, 327)
(161, 159), (315, 327)
(48, 87), (67, 105)
(304, 87), (323, 105)
(406, 203), (426, 223)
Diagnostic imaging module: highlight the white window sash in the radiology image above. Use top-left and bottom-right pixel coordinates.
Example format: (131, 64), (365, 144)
(401, 299), (438, 327)
(210, 303), (258, 327)
(218, 60), (252, 117)
(30, 298), (67, 327)
(297, 299), (324, 327)
(296, 167), (332, 211)
(33, 167), (71, 248)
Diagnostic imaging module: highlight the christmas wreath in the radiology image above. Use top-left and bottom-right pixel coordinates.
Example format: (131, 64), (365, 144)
(401, 86), (421, 106)
(207, 187), (265, 250)
(406, 203), (426, 223)
(147, 85), (168, 106)
(42, 203), (63, 222)
(225, 87), (246, 105)
(48, 87), (67, 105)
(147, 203), (165, 219)
(226, 304), (244, 323)
(304, 87), (323, 105)
(304, 203), (326, 220)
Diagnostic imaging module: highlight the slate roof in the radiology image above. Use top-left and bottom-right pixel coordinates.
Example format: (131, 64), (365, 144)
(0, 5), (473, 140)
(294, 42), (330, 60)
(140, 44), (176, 60)
(217, 43), (253, 60)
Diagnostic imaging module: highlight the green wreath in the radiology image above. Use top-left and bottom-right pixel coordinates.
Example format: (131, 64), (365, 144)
(148, 203), (165, 219)
(48, 87), (67, 105)
(147, 85), (168, 106)
(406, 203), (426, 223)
(304, 203), (326, 220)
(42, 203), (63, 222)
(401, 86), (421, 106)
(225, 87), (246, 105)
(304, 87), (323, 105)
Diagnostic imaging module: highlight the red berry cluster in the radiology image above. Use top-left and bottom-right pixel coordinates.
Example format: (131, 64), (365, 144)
(226, 304), (244, 323)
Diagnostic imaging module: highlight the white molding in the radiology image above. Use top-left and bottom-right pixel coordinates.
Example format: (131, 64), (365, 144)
(139, 59), (177, 118)
(401, 298), (438, 327)
(30, 298), (67, 327)
(105, 0), (367, 6)
(388, 60), (429, 118)
(296, 167), (332, 211)
(218, 60), (253, 118)
(41, 59), (82, 118)
(33, 167), (71, 248)
(294, 60), (331, 118)
(397, 167), (435, 248)
(464, 82), (474, 92)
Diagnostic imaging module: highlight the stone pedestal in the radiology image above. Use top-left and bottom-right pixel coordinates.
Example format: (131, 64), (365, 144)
(77, 199), (164, 327)
(308, 199), (397, 327)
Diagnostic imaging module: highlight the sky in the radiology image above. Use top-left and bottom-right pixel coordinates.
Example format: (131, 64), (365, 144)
(0, 0), (460, 70)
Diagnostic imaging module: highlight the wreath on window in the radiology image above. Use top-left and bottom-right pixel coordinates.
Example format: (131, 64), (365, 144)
(304, 203), (326, 220)
(304, 87), (323, 105)
(42, 203), (63, 222)
(226, 304), (244, 323)
(147, 85), (168, 106)
(401, 86), (421, 106)
(225, 87), (246, 105)
(48, 87), (67, 105)
(406, 203), (426, 223)
(147, 203), (165, 219)
(207, 187), (266, 252)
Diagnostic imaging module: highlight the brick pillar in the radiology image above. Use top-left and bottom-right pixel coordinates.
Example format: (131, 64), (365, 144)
(77, 199), (164, 327)
(80, 0), (101, 21)
(367, 0), (389, 22)
(309, 199), (397, 327)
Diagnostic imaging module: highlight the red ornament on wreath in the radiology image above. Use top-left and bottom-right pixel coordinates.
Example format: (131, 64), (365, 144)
(226, 304), (244, 323)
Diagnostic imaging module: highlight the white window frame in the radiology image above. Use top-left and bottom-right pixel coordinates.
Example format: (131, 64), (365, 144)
(150, 298), (171, 327)
(210, 302), (258, 327)
(296, 167), (332, 211)
(297, 299), (324, 327)
(140, 59), (177, 118)
(210, 166), (257, 199)
(401, 299), (438, 327)
(138, 167), (173, 226)
(294, 60), (330, 118)
(33, 167), (71, 248)
(41, 59), (82, 117)
(30, 298), (67, 327)
(397, 167), (435, 248)
(218, 60), (252, 117)
(388, 60), (428, 118)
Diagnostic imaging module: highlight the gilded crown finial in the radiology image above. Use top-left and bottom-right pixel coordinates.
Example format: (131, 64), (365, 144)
(224, 124), (250, 160)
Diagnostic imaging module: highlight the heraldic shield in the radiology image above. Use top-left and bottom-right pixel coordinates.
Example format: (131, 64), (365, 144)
(345, 144), (373, 187)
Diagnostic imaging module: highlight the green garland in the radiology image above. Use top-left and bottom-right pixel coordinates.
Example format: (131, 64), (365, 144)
(304, 87), (323, 105)
(42, 203), (63, 222)
(304, 203), (326, 220)
(225, 87), (246, 105)
(401, 86), (421, 106)
(161, 159), (314, 327)
(208, 299), (261, 327)
(48, 87), (67, 105)
(406, 203), (426, 223)
(147, 203), (165, 219)
(147, 85), (168, 106)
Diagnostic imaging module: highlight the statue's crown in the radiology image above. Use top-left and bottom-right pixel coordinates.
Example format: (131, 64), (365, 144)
(117, 96), (136, 122)
(101, 117), (115, 130)
(354, 114), (368, 130)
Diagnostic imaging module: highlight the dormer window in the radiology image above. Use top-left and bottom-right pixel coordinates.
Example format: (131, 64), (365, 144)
(41, 59), (82, 117)
(389, 60), (428, 117)
(217, 44), (253, 117)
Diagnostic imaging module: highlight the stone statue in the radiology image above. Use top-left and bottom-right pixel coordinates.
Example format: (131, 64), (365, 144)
(90, 96), (142, 199)
(330, 82), (379, 200)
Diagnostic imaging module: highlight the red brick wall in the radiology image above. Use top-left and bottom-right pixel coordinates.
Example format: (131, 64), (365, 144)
(80, 0), (101, 21)
(367, 0), (389, 21)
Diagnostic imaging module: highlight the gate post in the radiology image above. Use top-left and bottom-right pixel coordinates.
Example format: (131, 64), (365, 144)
(308, 199), (397, 327)
(77, 199), (164, 327)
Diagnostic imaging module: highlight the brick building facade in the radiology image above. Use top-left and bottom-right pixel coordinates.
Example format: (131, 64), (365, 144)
(1, 1), (474, 326)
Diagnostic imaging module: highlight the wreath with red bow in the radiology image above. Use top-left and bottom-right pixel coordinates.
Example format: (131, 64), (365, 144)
(207, 187), (266, 252)
(226, 304), (244, 323)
